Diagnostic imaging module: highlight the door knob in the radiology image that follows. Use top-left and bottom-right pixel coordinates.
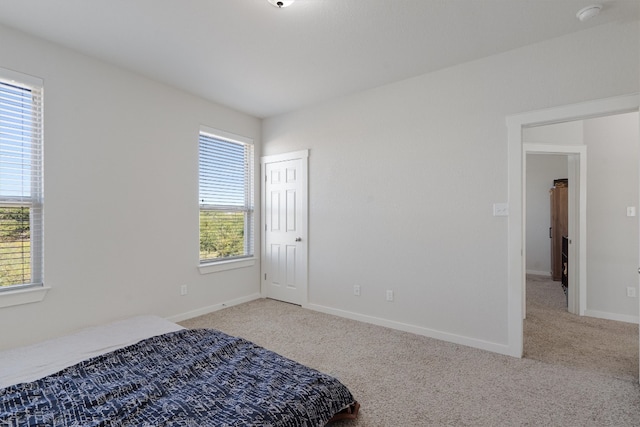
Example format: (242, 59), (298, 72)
(295, 237), (302, 242)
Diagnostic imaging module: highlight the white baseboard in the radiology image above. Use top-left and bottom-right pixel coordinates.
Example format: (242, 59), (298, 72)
(304, 303), (513, 357)
(526, 270), (551, 277)
(166, 293), (262, 323)
(583, 309), (639, 324)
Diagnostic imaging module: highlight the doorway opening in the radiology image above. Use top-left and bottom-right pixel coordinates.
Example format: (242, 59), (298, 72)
(523, 145), (586, 318)
(506, 93), (639, 359)
(520, 112), (639, 379)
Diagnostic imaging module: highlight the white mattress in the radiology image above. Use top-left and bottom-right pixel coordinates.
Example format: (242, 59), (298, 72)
(0, 315), (184, 389)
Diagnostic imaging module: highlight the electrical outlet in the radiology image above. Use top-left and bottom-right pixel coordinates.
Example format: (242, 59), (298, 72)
(353, 285), (361, 296)
(180, 285), (188, 296)
(386, 290), (394, 302)
(627, 287), (636, 298)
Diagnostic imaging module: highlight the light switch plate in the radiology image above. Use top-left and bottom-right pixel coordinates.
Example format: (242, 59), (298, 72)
(493, 203), (509, 217)
(627, 207), (636, 217)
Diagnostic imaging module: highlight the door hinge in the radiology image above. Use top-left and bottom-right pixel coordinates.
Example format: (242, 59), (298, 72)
(264, 273), (267, 280)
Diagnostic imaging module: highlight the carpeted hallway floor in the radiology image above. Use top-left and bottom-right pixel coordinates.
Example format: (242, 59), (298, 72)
(524, 274), (638, 381)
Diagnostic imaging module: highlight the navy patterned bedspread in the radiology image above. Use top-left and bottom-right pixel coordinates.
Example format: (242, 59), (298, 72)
(0, 329), (355, 426)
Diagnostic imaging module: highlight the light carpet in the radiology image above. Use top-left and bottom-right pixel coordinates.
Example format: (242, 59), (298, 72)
(180, 295), (640, 426)
(524, 274), (638, 382)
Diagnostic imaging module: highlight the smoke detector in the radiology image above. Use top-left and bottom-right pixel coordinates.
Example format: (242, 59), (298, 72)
(576, 4), (602, 22)
(268, 0), (294, 8)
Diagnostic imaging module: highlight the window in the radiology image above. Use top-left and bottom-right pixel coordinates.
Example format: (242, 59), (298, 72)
(199, 127), (254, 264)
(0, 68), (44, 290)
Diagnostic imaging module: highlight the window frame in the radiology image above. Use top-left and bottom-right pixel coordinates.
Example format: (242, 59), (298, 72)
(0, 67), (49, 307)
(198, 126), (255, 274)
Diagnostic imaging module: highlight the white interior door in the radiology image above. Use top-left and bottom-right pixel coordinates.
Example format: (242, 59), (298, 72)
(261, 150), (308, 305)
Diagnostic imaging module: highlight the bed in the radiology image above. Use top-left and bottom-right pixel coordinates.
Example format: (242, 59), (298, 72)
(0, 316), (359, 426)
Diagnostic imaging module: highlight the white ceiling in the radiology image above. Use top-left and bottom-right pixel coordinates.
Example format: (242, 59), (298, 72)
(0, 0), (637, 118)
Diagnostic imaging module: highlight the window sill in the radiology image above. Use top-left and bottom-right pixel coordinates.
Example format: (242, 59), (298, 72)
(198, 257), (257, 275)
(0, 286), (51, 308)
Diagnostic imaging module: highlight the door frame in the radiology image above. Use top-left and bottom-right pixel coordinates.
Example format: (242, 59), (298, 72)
(523, 145), (586, 318)
(260, 149), (309, 305)
(506, 93), (639, 358)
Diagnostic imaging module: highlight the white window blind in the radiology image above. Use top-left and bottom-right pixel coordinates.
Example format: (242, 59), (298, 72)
(199, 128), (254, 263)
(0, 69), (44, 290)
